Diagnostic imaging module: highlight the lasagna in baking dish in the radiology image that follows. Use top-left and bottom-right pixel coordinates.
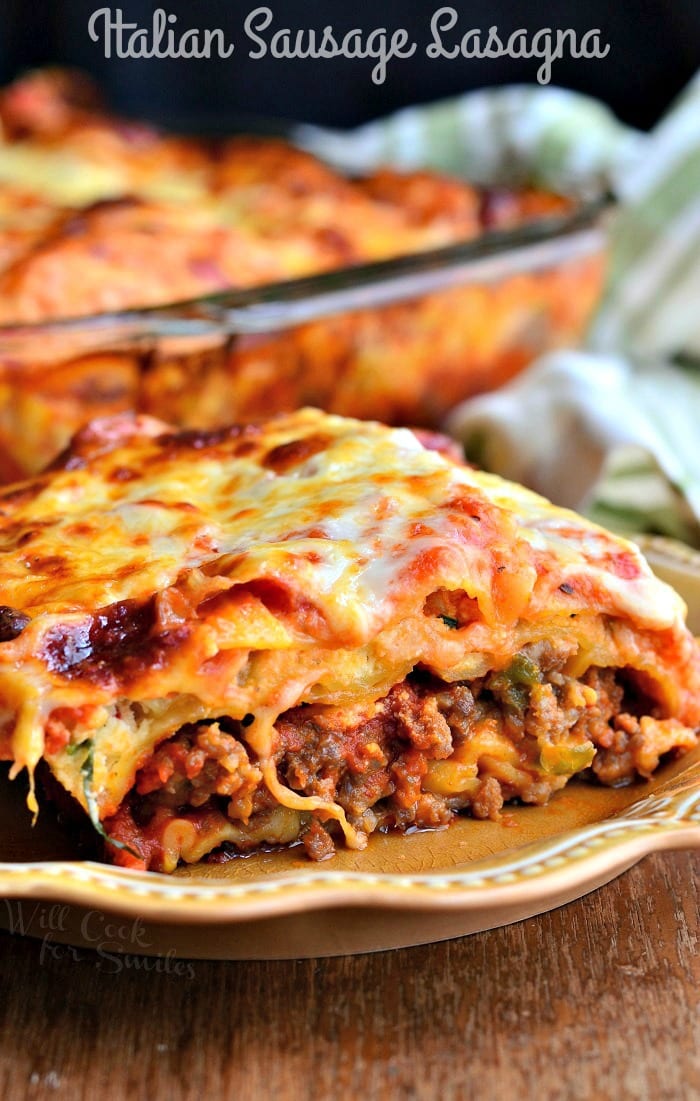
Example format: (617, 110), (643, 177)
(0, 68), (575, 322)
(0, 69), (604, 476)
(0, 409), (697, 871)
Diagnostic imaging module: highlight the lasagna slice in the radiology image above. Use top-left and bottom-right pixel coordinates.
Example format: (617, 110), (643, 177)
(0, 409), (698, 872)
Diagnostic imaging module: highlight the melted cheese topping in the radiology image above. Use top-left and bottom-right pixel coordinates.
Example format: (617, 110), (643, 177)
(0, 408), (693, 824)
(0, 410), (683, 625)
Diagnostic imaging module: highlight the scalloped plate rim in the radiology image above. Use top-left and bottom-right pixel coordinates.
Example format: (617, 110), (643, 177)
(0, 790), (698, 923)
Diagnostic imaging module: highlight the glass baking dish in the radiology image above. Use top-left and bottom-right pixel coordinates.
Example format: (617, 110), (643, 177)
(0, 194), (608, 478)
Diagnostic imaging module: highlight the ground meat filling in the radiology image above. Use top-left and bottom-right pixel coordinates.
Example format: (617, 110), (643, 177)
(135, 722), (264, 823)
(113, 654), (697, 865)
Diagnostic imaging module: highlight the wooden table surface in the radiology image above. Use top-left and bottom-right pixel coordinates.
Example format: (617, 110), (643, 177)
(0, 850), (697, 1101)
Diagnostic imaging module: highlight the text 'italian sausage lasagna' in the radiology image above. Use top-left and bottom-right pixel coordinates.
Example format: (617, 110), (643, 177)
(0, 409), (698, 871)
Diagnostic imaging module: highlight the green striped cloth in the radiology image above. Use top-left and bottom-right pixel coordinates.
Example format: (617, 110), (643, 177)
(295, 76), (700, 545)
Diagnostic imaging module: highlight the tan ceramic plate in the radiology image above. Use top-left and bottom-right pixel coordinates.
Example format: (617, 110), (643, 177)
(0, 536), (699, 960)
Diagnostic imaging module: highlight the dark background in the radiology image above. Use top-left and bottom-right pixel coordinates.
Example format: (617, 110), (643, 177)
(1, 0), (699, 132)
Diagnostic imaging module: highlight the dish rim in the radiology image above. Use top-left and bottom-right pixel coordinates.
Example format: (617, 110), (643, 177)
(0, 193), (611, 350)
